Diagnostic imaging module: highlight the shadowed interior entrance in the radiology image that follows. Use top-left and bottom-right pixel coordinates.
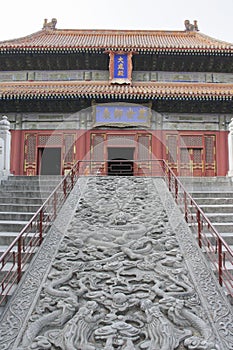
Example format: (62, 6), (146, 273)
(38, 147), (61, 175)
(107, 147), (134, 176)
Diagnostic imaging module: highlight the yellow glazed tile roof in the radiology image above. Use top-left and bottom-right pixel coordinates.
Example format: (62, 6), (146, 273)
(0, 28), (232, 53)
(1, 81), (232, 100)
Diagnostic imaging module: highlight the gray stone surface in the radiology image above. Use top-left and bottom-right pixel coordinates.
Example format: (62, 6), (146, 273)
(0, 176), (232, 350)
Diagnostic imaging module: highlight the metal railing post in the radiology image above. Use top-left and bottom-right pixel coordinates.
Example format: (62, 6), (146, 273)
(184, 192), (188, 222)
(71, 169), (74, 188)
(53, 192), (57, 219)
(175, 178), (178, 203)
(17, 237), (22, 283)
(39, 208), (43, 245)
(168, 168), (171, 192)
(218, 237), (223, 286)
(197, 210), (202, 248)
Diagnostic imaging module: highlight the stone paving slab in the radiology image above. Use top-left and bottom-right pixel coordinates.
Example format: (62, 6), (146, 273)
(0, 176), (232, 350)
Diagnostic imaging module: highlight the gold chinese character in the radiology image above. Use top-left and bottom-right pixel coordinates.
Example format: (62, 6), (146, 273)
(117, 70), (124, 77)
(137, 108), (148, 120)
(103, 108), (110, 119)
(127, 108), (135, 119)
(118, 63), (124, 70)
(118, 56), (124, 63)
(114, 108), (123, 119)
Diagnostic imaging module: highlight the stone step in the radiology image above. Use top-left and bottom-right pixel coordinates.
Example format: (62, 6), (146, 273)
(194, 231), (233, 246)
(190, 221), (233, 238)
(0, 232), (37, 246)
(0, 283), (17, 309)
(1, 180), (60, 188)
(0, 197), (44, 205)
(222, 260), (233, 273)
(189, 207), (233, 225)
(0, 185), (58, 192)
(191, 197), (233, 205)
(0, 262), (29, 281)
(179, 177), (233, 192)
(205, 213), (233, 223)
(200, 237), (233, 254)
(6, 175), (63, 182)
(223, 245), (233, 254)
(0, 188), (51, 198)
(180, 176), (232, 183)
(209, 222), (233, 233)
(2, 177), (61, 183)
(0, 190), (53, 198)
(199, 204), (233, 213)
(0, 244), (39, 261)
(0, 221), (28, 232)
(188, 186), (233, 192)
(189, 204), (233, 213)
(190, 191), (233, 198)
(216, 233), (233, 245)
(188, 212), (233, 223)
(193, 230), (233, 245)
(0, 204), (41, 212)
(0, 212), (35, 221)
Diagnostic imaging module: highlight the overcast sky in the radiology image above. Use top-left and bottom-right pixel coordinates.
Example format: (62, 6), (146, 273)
(0, 0), (232, 43)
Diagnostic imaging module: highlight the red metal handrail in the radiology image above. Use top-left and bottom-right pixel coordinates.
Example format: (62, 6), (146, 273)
(0, 159), (232, 305)
(0, 161), (80, 305)
(161, 161), (233, 297)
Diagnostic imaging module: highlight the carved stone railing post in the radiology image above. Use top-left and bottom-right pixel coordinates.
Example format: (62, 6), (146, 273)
(0, 115), (11, 179)
(228, 118), (233, 177)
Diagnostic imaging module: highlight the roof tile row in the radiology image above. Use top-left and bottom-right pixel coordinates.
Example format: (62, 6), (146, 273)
(0, 81), (232, 100)
(0, 29), (232, 52)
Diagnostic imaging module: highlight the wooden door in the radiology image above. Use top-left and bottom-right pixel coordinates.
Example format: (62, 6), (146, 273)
(179, 148), (203, 176)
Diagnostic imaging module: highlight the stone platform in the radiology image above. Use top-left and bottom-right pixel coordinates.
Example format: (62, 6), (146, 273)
(0, 176), (232, 350)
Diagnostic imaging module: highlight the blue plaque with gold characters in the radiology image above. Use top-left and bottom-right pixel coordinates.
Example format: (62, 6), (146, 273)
(113, 54), (128, 79)
(94, 104), (151, 127)
(109, 52), (133, 84)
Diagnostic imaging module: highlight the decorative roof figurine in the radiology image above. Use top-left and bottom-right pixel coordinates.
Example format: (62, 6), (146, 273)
(184, 19), (199, 32)
(43, 18), (57, 30)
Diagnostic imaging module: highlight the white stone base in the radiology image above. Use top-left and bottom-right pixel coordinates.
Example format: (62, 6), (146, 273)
(227, 170), (233, 178)
(0, 170), (11, 183)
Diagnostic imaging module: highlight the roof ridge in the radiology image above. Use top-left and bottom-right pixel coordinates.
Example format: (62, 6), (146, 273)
(0, 28), (232, 51)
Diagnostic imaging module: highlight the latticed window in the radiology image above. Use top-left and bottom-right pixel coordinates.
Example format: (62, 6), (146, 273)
(92, 134), (105, 160)
(180, 148), (190, 163)
(193, 148), (202, 163)
(38, 134), (62, 146)
(25, 134), (36, 162)
(180, 135), (202, 147)
(64, 134), (75, 163)
(167, 135), (177, 163)
(205, 136), (214, 163)
(138, 135), (150, 160)
(107, 135), (135, 146)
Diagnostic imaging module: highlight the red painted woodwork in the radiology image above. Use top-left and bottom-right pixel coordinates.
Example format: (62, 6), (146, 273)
(9, 129), (228, 177)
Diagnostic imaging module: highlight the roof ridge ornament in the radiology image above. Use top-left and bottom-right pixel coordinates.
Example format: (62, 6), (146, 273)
(184, 20), (199, 32)
(43, 18), (57, 30)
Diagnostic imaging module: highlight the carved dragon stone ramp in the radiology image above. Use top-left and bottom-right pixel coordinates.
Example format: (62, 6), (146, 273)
(0, 177), (232, 350)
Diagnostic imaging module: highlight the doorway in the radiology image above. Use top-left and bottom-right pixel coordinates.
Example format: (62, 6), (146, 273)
(107, 147), (135, 176)
(38, 147), (61, 175)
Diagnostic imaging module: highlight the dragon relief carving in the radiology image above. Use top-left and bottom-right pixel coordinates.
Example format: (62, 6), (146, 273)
(18, 177), (220, 350)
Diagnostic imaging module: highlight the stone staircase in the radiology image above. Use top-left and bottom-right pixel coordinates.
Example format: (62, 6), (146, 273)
(179, 177), (233, 280)
(1, 176), (232, 350)
(0, 175), (62, 302)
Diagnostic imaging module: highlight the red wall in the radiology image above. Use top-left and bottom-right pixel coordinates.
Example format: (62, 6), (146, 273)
(10, 129), (229, 177)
